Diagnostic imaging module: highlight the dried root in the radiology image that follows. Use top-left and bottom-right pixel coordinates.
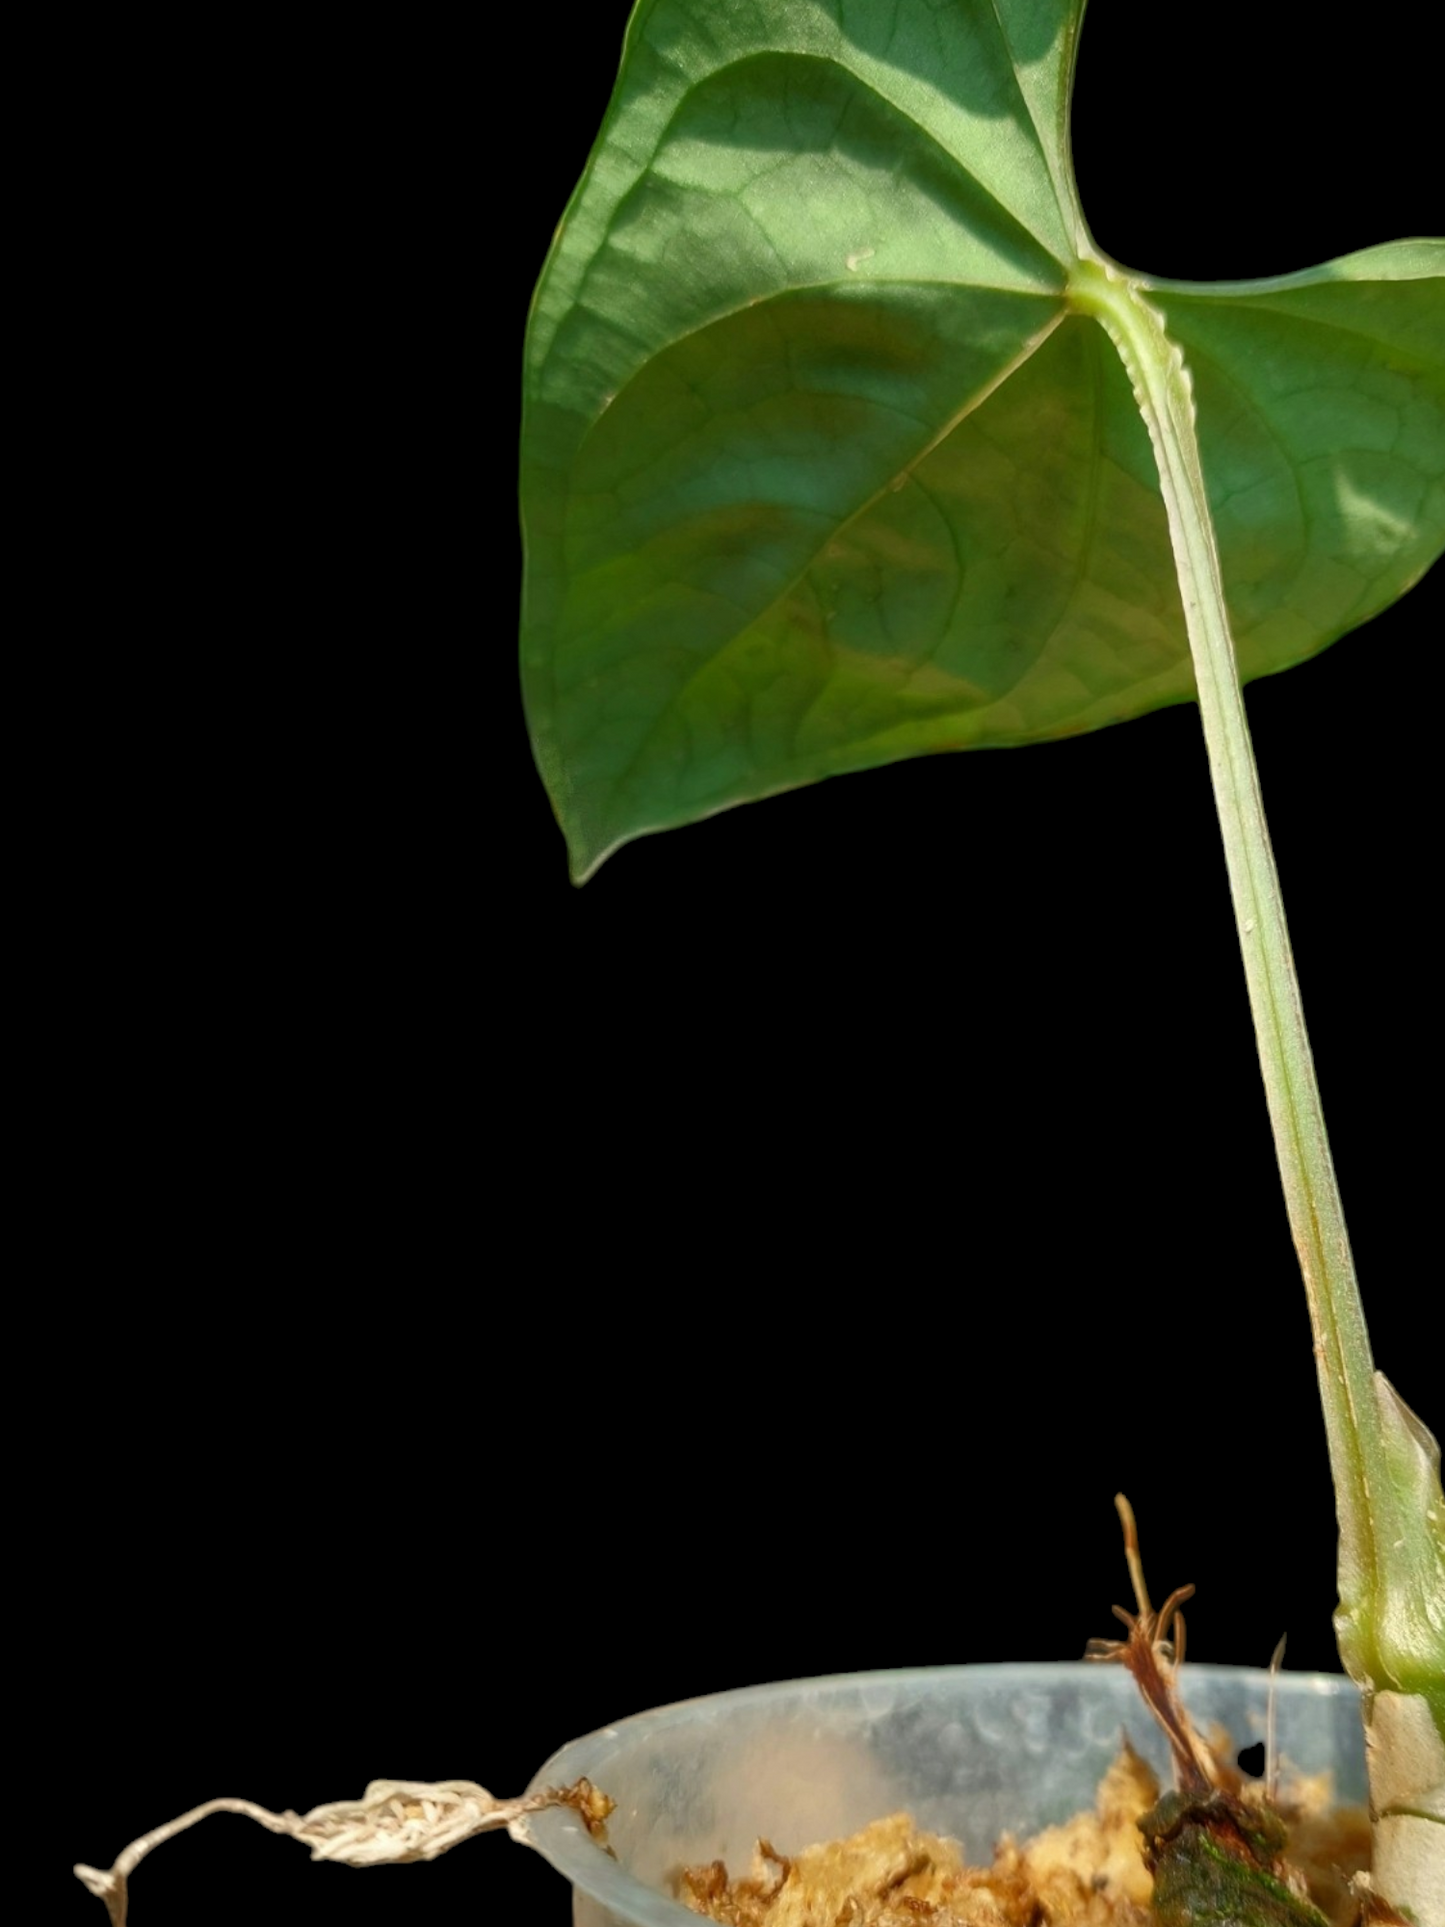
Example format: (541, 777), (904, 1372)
(73, 1776), (612, 1926)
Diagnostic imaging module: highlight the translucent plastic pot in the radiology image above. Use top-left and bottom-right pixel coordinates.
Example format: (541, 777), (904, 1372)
(516, 1663), (1365, 1927)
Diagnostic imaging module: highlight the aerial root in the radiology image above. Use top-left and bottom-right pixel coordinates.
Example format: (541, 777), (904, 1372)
(73, 1776), (613, 1925)
(1085, 1493), (1217, 1794)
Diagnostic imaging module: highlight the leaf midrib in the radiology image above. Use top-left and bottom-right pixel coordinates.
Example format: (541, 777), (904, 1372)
(591, 307), (1070, 817)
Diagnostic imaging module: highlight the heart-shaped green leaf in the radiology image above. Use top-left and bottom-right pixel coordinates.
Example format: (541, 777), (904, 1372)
(521, 0), (1445, 880)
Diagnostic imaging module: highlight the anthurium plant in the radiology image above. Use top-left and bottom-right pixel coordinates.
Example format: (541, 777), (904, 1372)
(516, 0), (1443, 1915)
(72, 4), (1443, 1924)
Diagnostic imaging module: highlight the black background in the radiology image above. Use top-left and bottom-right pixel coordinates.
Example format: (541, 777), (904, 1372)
(61, 4), (1439, 1925)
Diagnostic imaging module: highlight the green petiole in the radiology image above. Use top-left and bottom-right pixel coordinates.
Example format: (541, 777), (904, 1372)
(1069, 253), (1445, 1923)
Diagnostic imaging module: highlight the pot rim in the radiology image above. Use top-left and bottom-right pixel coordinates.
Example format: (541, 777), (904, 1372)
(515, 1661), (1360, 1927)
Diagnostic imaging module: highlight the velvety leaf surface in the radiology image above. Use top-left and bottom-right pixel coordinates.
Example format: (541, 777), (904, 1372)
(1150, 247), (1445, 679)
(521, 0), (1445, 879)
